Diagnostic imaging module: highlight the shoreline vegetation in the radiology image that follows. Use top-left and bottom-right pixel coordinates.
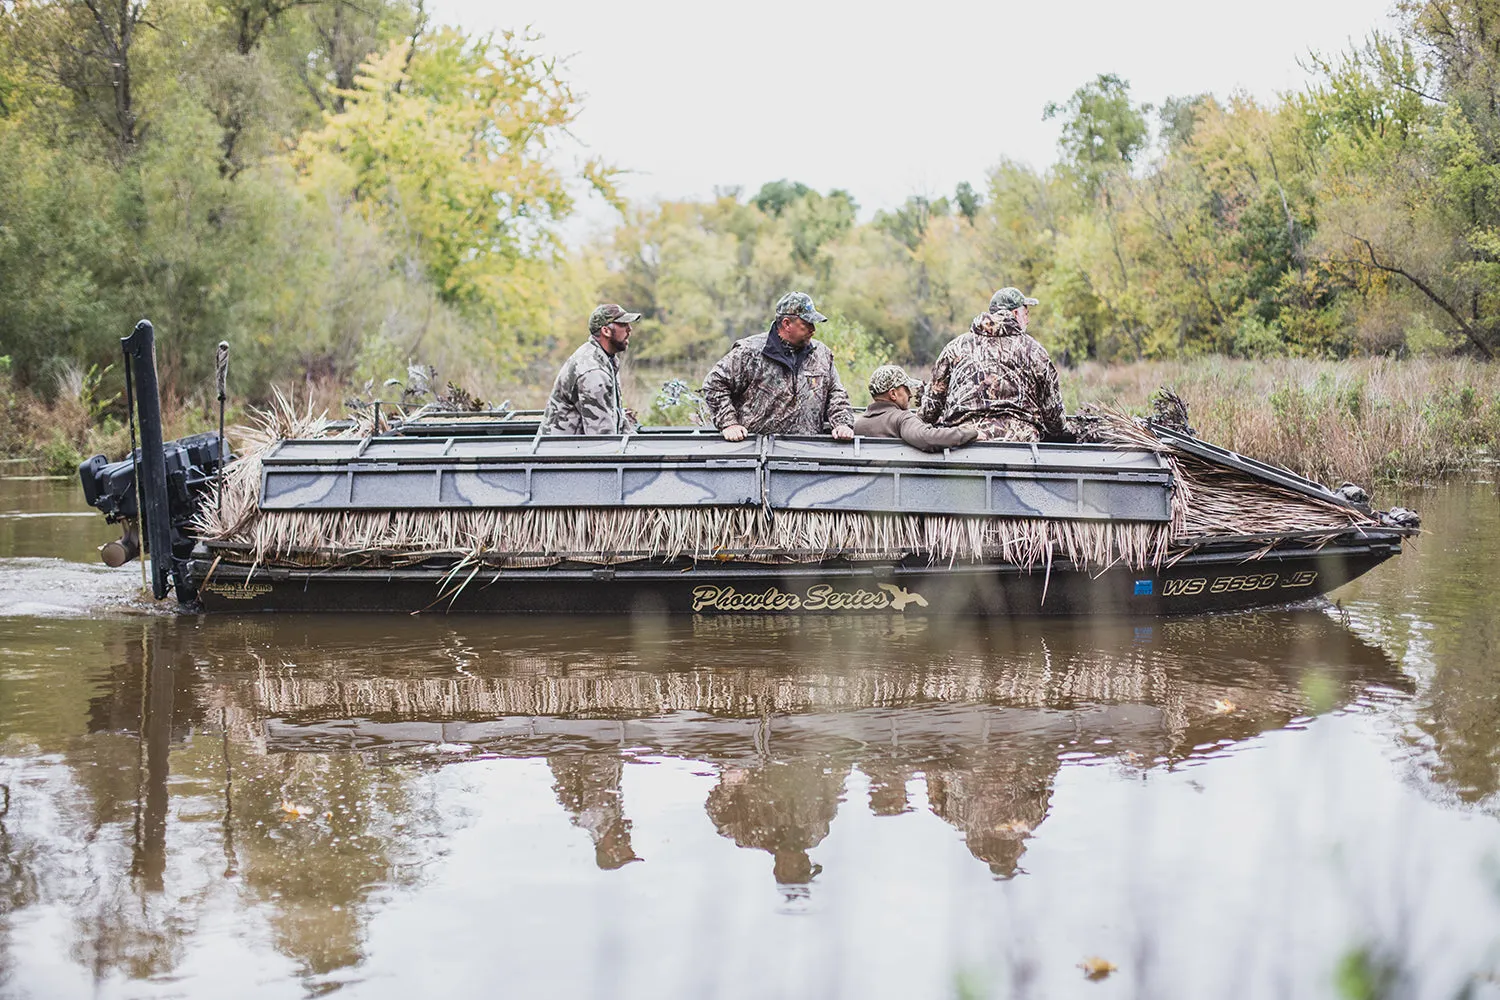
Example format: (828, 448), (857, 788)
(6, 2), (1500, 494)
(5, 355), (1496, 491)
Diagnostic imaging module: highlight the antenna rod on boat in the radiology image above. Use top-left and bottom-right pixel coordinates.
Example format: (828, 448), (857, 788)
(215, 341), (229, 513)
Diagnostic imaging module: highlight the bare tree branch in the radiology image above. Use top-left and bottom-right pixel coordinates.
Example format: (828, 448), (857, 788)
(394, 0), (426, 93)
(1336, 234), (1496, 358)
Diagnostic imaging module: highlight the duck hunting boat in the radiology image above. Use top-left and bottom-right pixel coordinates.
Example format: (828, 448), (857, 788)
(79, 321), (1417, 616)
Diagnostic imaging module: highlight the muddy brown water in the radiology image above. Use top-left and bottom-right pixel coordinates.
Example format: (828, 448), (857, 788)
(1, 475), (1498, 999)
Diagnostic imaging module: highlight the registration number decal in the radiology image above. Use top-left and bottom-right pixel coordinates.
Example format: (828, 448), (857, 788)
(1160, 570), (1318, 597)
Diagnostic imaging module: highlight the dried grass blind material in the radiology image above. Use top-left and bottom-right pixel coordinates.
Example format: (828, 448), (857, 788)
(1081, 405), (1378, 539)
(194, 404), (1371, 572)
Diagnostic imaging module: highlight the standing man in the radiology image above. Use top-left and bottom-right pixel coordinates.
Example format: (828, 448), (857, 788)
(702, 292), (854, 441)
(541, 303), (641, 435)
(919, 287), (1066, 442)
(854, 364), (978, 451)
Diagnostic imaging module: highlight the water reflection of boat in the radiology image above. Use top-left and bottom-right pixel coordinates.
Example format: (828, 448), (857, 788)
(26, 611), (1406, 991)
(178, 613), (1408, 880)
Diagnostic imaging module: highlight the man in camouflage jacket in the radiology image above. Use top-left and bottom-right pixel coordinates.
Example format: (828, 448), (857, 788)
(702, 292), (855, 441)
(919, 287), (1066, 442)
(541, 304), (641, 435)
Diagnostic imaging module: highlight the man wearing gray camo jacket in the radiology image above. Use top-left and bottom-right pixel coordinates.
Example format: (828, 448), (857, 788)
(541, 304), (641, 435)
(702, 292), (854, 441)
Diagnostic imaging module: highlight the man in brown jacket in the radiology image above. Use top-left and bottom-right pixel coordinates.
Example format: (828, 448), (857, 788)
(854, 365), (979, 451)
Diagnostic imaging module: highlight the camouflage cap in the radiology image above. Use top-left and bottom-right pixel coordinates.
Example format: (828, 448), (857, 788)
(773, 291), (828, 325)
(589, 303), (642, 334)
(868, 364), (923, 398)
(988, 287), (1040, 313)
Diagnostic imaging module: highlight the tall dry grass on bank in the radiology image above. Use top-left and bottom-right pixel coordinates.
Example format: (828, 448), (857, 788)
(9, 355), (1497, 489)
(1062, 358), (1500, 487)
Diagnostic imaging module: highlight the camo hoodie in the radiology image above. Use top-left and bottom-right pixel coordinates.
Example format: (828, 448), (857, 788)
(702, 330), (854, 435)
(918, 311), (1065, 441)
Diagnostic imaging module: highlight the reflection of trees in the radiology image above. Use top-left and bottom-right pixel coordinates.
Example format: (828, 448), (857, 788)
(549, 755), (640, 870)
(204, 671), (446, 982)
(705, 760), (850, 886)
(1343, 483), (1500, 807)
(0, 619), (444, 991)
(0, 774), (28, 994)
(0, 621), (204, 988)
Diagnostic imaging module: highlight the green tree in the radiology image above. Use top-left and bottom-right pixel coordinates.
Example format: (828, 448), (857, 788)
(1308, 29), (1499, 357)
(294, 28), (616, 370)
(752, 178), (811, 216)
(1044, 73), (1150, 194)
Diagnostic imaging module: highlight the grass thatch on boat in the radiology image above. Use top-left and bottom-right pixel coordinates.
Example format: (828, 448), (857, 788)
(1078, 403), (1375, 541)
(192, 395), (1376, 572)
(198, 506), (1172, 571)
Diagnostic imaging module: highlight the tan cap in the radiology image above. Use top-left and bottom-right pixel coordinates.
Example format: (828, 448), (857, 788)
(868, 364), (923, 397)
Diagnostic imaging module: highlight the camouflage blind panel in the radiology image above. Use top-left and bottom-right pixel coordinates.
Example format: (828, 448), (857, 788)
(766, 437), (1171, 521)
(1146, 422), (1364, 512)
(258, 433), (1173, 522)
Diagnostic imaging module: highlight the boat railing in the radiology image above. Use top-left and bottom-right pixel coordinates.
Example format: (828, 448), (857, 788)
(257, 433), (1174, 522)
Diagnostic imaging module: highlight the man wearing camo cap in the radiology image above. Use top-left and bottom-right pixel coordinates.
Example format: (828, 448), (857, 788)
(854, 364), (979, 451)
(919, 287), (1066, 442)
(541, 303), (641, 435)
(702, 291), (854, 441)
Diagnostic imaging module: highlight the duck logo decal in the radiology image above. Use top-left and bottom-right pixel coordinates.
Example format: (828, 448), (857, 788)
(877, 583), (929, 610)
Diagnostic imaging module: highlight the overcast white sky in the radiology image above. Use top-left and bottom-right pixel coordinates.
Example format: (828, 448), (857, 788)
(433, 0), (1397, 235)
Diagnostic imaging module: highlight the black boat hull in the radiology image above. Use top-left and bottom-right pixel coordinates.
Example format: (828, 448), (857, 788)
(189, 532), (1403, 616)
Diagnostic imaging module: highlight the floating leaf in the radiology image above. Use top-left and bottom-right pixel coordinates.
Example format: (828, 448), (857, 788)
(1078, 957), (1117, 981)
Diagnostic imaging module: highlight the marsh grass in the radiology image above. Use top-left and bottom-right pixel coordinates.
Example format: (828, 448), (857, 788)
(12, 354), (1496, 489)
(1064, 358), (1500, 486)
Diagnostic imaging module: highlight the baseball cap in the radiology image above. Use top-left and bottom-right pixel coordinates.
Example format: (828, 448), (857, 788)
(589, 303), (643, 334)
(868, 364), (923, 397)
(774, 291), (828, 324)
(988, 287), (1040, 313)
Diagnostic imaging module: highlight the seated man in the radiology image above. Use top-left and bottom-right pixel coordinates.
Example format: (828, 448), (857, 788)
(854, 364), (978, 451)
(919, 287), (1066, 442)
(702, 292), (854, 441)
(541, 304), (640, 435)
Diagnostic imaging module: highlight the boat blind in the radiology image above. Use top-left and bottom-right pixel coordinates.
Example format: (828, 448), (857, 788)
(258, 434), (1173, 522)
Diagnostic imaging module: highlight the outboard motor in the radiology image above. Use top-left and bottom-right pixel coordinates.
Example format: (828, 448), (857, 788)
(78, 431), (226, 568)
(77, 321), (230, 604)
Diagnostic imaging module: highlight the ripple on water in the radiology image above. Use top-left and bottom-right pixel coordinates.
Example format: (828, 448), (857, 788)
(0, 557), (151, 617)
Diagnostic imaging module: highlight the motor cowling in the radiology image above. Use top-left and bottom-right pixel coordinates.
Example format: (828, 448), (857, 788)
(78, 430), (229, 567)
